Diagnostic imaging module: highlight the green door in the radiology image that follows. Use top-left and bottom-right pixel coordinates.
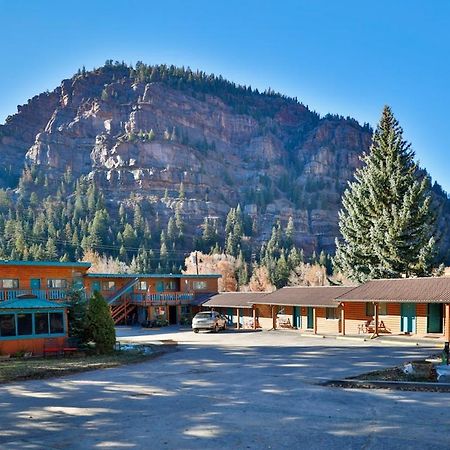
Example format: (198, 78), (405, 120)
(401, 303), (416, 333)
(427, 303), (443, 333)
(156, 281), (165, 292)
(91, 281), (101, 293)
(293, 306), (301, 329)
(226, 307), (233, 325)
(30, 278), (41, 290)
(307, 307), (314, 329)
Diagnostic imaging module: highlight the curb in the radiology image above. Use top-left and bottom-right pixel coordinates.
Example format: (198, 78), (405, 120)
(322, 378), (450, 392)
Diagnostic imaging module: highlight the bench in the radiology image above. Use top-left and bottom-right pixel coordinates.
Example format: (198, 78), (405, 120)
(358, 320), (389, 334)
(277, 316), (292, 329)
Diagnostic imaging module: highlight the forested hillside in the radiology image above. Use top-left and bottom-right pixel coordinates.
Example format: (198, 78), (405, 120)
(0, 61), (449, 288)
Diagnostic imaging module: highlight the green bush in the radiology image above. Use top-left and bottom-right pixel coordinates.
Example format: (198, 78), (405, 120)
(85, 292), (116, 354)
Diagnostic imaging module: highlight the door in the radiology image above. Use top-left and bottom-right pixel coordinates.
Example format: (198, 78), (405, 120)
(226, 307), (233, 325)
(427, 303), (443, 333)
(30, 278), (41, 290)
(91, 281), (101, 293)
(156, 281), (165, 292)
(293, 306), (301, 329)
(307, 307), (314, 329)
(169, 305), (177, 325)
(401, 303), (416, 333)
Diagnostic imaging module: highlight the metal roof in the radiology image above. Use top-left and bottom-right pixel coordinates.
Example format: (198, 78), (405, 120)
(86, 273), (221, 279)
(336, 277), (450, 303)
(203, 292), (268, 309)
(0, 260), (91, 268)
(256, 286), (355, 308)
(0, 298), (66, 309)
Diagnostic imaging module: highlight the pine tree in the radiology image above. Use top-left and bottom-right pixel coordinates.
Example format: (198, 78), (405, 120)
(334, 106), (437, 281)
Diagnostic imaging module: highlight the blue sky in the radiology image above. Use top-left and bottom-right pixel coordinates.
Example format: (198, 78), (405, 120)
(1, 0), (449, 191)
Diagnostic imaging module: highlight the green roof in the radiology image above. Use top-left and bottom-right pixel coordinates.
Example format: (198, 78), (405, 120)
(0, 298), (66, 309)
(87, 273), (221, 279)
(0, 260), (91, 268)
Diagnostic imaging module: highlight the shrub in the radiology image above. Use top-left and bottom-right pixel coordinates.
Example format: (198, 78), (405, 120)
(85, 292), (116, 354)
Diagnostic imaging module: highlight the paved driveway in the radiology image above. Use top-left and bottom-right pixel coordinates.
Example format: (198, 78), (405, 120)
(0, 328), (448, 449)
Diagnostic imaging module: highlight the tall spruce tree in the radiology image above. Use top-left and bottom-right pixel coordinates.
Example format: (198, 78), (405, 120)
(334, 106), (436, 281)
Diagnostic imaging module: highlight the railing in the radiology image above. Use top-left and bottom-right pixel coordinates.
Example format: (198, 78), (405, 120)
(130, 292), (194, 305)
(0, 289), (71, 302)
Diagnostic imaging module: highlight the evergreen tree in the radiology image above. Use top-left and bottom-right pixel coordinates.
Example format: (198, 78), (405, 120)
(85, 292), (116, 354)
(334, 106), (437, 281)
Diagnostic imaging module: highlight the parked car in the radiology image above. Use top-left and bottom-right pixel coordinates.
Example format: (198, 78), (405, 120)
(192, 311), (227, 333)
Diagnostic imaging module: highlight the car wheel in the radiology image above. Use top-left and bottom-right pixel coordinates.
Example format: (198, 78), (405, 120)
(193, 328), (199, 333)
(214, 324), (219, 333)
(222, 323), (227, 331)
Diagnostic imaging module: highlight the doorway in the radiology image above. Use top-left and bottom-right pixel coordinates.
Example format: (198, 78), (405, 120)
(401, 303), (416, 333)
(427, 303), (443, 333)
(306, 307), (314, 329)
(169, 305), (177, 325)
(293, 306), (301, 329)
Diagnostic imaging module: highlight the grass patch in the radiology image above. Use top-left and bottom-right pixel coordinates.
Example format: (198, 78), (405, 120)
(0, 348), (161, 384)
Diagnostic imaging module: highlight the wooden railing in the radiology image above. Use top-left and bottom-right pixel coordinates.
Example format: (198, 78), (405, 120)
(130, 292), (194, 305)
(0, 289), (70, 301)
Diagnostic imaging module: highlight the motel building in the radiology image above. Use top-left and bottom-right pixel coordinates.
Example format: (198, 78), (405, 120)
(203, 279), (450, 341)
(0, 260), (220, 355)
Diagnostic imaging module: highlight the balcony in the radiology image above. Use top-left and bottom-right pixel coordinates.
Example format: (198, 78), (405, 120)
(129, 292), (194, 306)
(0, 289), (72, 302)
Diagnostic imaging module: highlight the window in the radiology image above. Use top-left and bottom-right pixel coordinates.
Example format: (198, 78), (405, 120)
(193, 281), (207, 290)
(49, 313), (64, 334)
(17, 314), (33, 336)
(326, 308), (339, 320)
(164, 281), (178, 291)
(35, 313), (49, 334)
(47, 279), (68, 289)
(138, 281), (148, 291)
(0, 279), (19, 289)
(0, 314), (16, 337)
(365, 303), (387, 316)
(102, 281), (116, 291)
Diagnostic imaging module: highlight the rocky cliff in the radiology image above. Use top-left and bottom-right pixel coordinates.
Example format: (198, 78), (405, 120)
(1, 62), (448, 260)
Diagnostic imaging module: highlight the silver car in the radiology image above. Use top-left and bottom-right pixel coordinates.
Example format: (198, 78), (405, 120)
(192, 311), (227, 333)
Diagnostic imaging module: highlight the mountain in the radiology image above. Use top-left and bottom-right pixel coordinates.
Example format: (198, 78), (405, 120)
(0, 61), (449, 270)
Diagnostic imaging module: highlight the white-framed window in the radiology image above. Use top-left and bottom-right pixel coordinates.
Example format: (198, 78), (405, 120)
(102, 281), (116, 291)
(326, 308), (339, 320)
(0, 279), (19, 289)
(138, 281), (148, 291)
(366, 303), (387, 316)
(193, 281), (207, 290)
(47, 279), (68, 289)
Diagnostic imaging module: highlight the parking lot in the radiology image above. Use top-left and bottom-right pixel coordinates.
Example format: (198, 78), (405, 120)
(0, 327), (449, 449)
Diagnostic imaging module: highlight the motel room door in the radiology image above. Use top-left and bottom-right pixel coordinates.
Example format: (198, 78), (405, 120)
(306, 307), (314, 329)
(292, 306), (301, 329)
(401, 303), (416, 333)
(427, 303), (443, 333)
(30, 278), (41, 290)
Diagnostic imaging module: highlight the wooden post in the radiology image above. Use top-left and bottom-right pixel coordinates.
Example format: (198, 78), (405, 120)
(374, 302), (379, 336)
(313, 308), (317, 334)
(272, 306), (277, 329)
(340, 304), (346, 336)
(147, 306), (152, 321)
(445, 304), (450, 342)
(252, 307), (257, 330)
(236, 308), (240, 329)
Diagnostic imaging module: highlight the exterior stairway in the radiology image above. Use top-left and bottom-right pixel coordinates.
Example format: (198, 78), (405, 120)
(110, 298), (137, 325)
(106, 277), (140, 304)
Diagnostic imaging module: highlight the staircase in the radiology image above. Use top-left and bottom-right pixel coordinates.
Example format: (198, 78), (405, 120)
(107, 277), (140, 304)
(110, 298), (137, 325)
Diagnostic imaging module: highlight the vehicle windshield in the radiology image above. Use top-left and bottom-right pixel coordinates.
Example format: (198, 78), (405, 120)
(195, 312), (213, 319)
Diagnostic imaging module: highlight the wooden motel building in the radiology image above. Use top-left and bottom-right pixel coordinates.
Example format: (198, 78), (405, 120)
(203, 279), (450, 341)
(0, 260), (220, 355)
(1, 259), (450, 356)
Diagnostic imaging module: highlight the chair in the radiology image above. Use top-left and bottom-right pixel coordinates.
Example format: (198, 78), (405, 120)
(63, 337), (80, 356)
